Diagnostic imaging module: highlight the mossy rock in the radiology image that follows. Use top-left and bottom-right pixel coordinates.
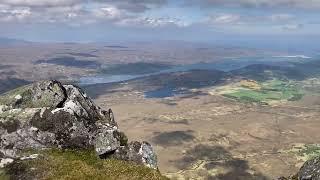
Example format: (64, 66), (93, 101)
(0, 149), (167, 180)
(0, 80), (159, 172)
(0, 81), (66, 109)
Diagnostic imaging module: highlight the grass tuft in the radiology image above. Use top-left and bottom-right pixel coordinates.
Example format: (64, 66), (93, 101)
(2, 149), (168, 180)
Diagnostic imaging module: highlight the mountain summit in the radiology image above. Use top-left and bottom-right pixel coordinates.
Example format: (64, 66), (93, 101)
(0, 80), (163, 179)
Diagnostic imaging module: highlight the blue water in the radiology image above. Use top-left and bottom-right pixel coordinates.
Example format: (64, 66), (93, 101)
(144, 87), (176, 98)
(80, 74), (141, 85)
(79, 55), (314, 85)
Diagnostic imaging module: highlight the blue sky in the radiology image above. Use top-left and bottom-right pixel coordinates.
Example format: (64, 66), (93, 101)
(0, 0), (319, 47)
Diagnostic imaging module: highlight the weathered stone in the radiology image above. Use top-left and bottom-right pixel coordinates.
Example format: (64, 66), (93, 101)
(278, 156), (320, 180)
(113, 141), (158, 169)
(297, 156), (320, 180)
(138, 142), (158, 169)
(0, 80), (66, 109)
(0, 158), (14, 168)
(0, 80), (158, 169)
(94, 124), (121, 155)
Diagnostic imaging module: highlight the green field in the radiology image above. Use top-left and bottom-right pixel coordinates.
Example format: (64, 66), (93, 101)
(222, 79), (304, 104)
(285, 144), (320, 161)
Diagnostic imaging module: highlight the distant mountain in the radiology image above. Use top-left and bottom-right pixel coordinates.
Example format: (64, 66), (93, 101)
(0, 37), (30, 45)
(100, 62), (173, 75)
(231, 59), (320, 81)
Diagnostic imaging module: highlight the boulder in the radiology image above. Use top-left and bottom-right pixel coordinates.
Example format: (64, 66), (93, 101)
(0, 80), (157, 169)
(297, 156), (320, 180)
(113, 141), (158, 169)
(279, 156), (320, 180)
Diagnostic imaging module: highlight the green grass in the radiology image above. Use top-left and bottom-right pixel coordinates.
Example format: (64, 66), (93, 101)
(0, 84), (32, 106)
(286, 144), (320, 163)
(1, 149), (168, 180)
(223, 79), (304, 104)
(297, 144), (320, 160)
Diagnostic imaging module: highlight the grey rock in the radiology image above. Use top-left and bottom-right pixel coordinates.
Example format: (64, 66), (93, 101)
(0, 80), (66, 109)
(0, 158), (14, 168)
(113, 141), (158, 169)
(139, 142), (158, 169)
(278, 156), (320, 180)
(94, 124), (120, 155)
(0, 80), (157, 169)
(297, 156), (320, 180)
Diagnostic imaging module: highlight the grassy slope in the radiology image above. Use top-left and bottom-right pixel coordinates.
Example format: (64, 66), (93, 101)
(0, 149), (168, 180)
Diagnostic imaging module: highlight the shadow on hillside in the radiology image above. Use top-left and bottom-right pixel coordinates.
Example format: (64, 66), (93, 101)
(151, 130), (195, 146)
(0, 78), (30, 94)
(142, 117), (189, 125)
(34, 56), (101, 69)
(82, 83), (124, 99)
(0, 64), (13, 70)
(173, 144), (268, 180)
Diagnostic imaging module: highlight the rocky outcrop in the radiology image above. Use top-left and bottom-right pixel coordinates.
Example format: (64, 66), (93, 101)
(297, 156), (320, 180)
(0, 80), (157, 169)
(112, 141), (158, 169)
(279, 156), (320, 180)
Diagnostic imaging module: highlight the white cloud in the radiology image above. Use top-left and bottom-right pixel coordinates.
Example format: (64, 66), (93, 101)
(117, 16), (188, 27)
(0, 1), (187, 29)
(206, 13), (298, 27)
(0, 0), (81, 7)
(0, 3), (125, 24)
(0, 0), (167, 12)
(210, 14), (241, 24)
(185, 0), (320, 10)
(0, 0), (176, 28)
(0, 6), (31, 22)
(0, 0), (307, 32)
(269, 14), (295, 22)
(92, 6), (124, 20)
(202, 12), (305, 33)
(282, 24), (303, 30)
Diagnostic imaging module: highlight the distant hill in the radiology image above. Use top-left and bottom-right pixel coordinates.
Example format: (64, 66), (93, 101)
(0, 78), (30, 94)
(100, 62), (173, 75)
(0, 37), (30, 45)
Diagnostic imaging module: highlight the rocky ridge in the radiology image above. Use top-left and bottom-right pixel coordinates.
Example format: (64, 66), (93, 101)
(0, 80), (157, 170)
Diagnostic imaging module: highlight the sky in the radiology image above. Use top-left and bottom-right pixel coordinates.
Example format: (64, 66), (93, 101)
(0, 0), (319, 48)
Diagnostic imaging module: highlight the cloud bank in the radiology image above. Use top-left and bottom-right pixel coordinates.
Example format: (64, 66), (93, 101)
(0, 0), (317, 41)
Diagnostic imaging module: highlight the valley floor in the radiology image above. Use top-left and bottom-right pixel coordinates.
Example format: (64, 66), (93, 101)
(93, 86), (320, 179)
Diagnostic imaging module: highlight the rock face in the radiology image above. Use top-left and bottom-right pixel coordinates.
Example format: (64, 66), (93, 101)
(113, 141), (158, 169)
(0, 80), (157, 169)
(297, 156), (320, 180)
(279, 156), (320, 180)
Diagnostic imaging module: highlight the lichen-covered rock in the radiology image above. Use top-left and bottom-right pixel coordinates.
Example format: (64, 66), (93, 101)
(0, 80), (157, 169)
(297, 156), (320, 180)
(113, 141), (158, 169)
(0, 80), (66, 109)
(278, 156), (320, 180)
